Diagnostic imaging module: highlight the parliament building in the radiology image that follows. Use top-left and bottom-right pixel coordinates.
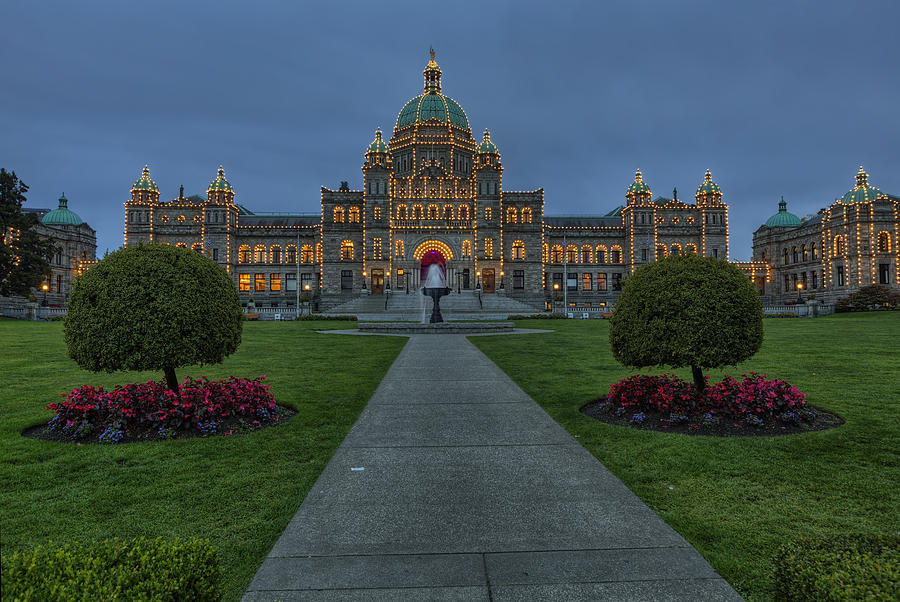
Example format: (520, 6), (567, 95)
(122, 52), (896, 311)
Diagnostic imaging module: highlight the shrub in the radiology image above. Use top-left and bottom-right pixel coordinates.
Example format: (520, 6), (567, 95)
(1, 537), (222, 601)
(46, 375), (276, 438)
(609, 254), (763, 391)
(64, 244), (243, 393)
(773, 534), (899, 601)
(606, 373), (700, 415)
(837, 284), (900, 312)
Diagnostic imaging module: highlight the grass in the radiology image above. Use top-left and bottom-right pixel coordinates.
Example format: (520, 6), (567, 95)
(470, 312), (900, 601)
(0, 319), (406, 601)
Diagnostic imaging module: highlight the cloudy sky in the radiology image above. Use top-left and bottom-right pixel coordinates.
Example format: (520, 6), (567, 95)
(3, 0), (897, 260)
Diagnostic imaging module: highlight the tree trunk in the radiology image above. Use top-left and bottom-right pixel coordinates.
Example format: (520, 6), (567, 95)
(691, 365), (705, 393)
(164, 366), (180, 398)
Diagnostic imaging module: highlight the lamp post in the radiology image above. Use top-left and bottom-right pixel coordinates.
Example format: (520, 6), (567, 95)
(553, 282), (560, 312)
(41, 282), (49, 307)
(797, 282), (803, 304)
(303, 283), (311, 316)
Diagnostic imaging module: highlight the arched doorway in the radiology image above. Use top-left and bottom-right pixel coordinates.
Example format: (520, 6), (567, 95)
(412, 240), (454, 291)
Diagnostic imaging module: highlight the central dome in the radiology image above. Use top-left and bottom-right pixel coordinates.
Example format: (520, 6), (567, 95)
(395, 49), (470, 131)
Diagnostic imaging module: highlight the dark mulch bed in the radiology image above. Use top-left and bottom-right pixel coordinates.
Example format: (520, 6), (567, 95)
(22, 404), (297, 445)
(580, 399), (843, 437)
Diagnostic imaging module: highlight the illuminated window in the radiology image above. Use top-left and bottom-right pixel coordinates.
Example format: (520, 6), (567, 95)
(596, 245), (607, 264)
(193, 214), (202, 222)
(566, 245), (577, 264)
(239, 273), (251, 291)
(340, 240), (354, 261)
(792, 246), (798, 263)
(374, 206), (381, 220)
(372, 237), (382, 259)
(443, 204), (453, 219)
(542, 244), (548, 263)
(396, 204), (408, 219)
(783, 248), (789, 264)
(521, 207), (532, 223)
(582, 273), (592, 290)
(254, 273), (265, 292)
(176, 242), (187, 249)
(551, 245), (563, 263)
(270, 245), (282, 264)
(507, 207), (517, 223)
(462, 240), (471, 257)
(270, 273), (282, 291)
(348, 207), (360, 223)
(161, 214), (169, 222)
(834, 236), (845, 256)
(811, 242), (817, 260)
(254, 245), (267, 263)
(316, 243), (323, 263)
(801, 244), (807, 262)
(191, 243), (203, 253)
(580, 245), (592, 264)
(458, 204), (470, 220)
(878, 231), (891, 253)
(597, 273), (607, 291)
(671, 216), (680, 224)
(177, 215), (186, 222)
(687, 216), (695, 225)
(300, 244), (314, 263)
(286, 245), (297, 264)
(670, 243), (681, 256)
(333, 206), (344, 222)
(686, 244), (697, 254)
(611, 247), (622, 263)
(427, 204), (439, 219)
(484, 207), (492, 221)
(484, 238), (493, 259)
(412, 204), (423, 219)
(395, 240), (405, 258)
(656, 246), (666, 259)
(512, 240), (525, 260)
(656, 215), (664, 224)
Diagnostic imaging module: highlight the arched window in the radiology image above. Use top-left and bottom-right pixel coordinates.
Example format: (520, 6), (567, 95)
(551, 245), (563, 263)
(254, 244), (267, 263)
(443, 204), (453, 219)
(834, 235), (845, 256)
(878, 231), (891, 253)
(270, 245), (282, 264)
(566, 245), (578, 264)
(396, 204), (408, 220)
(239, 245), (251, 264)
(340, 240), (354, 261)
(596, 245), (607, 264)
(542, 243), (549, 263)
(462, 240), (471, 257)
(811, 242), (817, 260)
(348, 207), (360, 223)
(611, 246), (623, 263)
(512, 240), (525, 260)
(412, 204), (424, 219)
(581, 245), (593, 264)
(395, 240), (405, 258)
(521, 207), (532, 223)
(458, 204), (470, 220)
(286, 245), (297, 264)
(783, 248), (789, 264)
(685, 243), (697, 254)
(792, 246), (798, 263)
(507, 207), (517, 224)
(670, 243), (682, 256)
(333, 206), (344, 223)
(427, 204), (439, 219)
(316, 243), (323, 263)
(657, 245), (666, 259)
(801, 244), (807, 262)
(191, 243), (203, 253)
(484, 238), (493, 258)
(175, 242), (187, 248)
(300, 244), (314, 263)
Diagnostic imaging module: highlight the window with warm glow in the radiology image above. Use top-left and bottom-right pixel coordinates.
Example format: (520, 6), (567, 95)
(507, 207), (517, 224)
(670, 243), (681, 256)
(581, 245), (592, 264)
(566, 245), (577, 264)
(177, 215), (185, 222)
(656, 246), (666, 259)
(783, 248), (789, 264)
(512, 240), (525, 260)
(374, 206), (381, 220)
(191, 243), (203, 253)
(333, 206), (344, 222)
(459, 204), (470, 220)
(551, 245), (563, 263)
(270, 273), (282, 291)
(878, 231), (891, 253)
(285, 246), (297, 264)
(484, 207), (492, 221)
(582, 273), (592, 290)
(834, 236), (845, 256)
(396, 204), (408, 220)
(811, 243), (817, 260)
(542, 244), (548, 263)
(521, 207), (532, 223)
(340, 240), (354, 261)
(239, 274), (251, 292)
(412, 204), (423, 219)
(372, 238), (382, 259)
(484, 238), (493, 258)
(395, 240), (405, 258)
(271, 245), (282, 264)
(462, 240), (471, 257)
(254, 245), (266, 263)
(300, 245), (313, 263)
(427, 204), (439, 219)
(596, 246), (607, 264)
(316, 243), (323, 263)
(597, 273), (607, 290)
(443, 204), (453, 219)
(349, 207), (360, 223)
(254, 273), (265, 292)
(801, 244), (807, 262)
(611, 248), (622, 263)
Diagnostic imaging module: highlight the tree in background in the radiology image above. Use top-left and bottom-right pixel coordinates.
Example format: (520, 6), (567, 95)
(0, 169), (56, 297)
(836, 284), (900, 312)
(609, 253), (763, 392)
(64, 244), (243, 394)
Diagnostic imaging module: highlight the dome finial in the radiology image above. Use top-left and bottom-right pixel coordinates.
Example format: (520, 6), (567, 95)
(424, 47), (442, 93)
(856, 165), (868, 187)
(705, 169), (712, 182)
(635, 169), (643, 183)
(430, 46), (435, 63)
(779, 196), (787, 211)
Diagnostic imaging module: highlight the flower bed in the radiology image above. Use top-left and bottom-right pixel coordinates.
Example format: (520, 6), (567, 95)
(583, 372), (842, 436)
(31, 376), (293, 444)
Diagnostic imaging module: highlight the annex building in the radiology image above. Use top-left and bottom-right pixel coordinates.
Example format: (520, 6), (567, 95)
(123, 52), (729, 311)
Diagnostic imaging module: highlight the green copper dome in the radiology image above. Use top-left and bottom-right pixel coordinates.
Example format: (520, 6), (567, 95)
(765, 198), (802, 227)
(42, 194), (83, 226)
(626, 170), (651, 196)
(696, 169), (722, 197)
(476, 129), (498, 154)
(367, 128), (388, 153)
(396, 50), (470, 131)
(208, 166), (234, 192)
(840, 166), (882, 204)
(132, 165), (159, 192)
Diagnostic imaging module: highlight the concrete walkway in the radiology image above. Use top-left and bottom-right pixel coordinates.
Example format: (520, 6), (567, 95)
(245, 335), (742, 601)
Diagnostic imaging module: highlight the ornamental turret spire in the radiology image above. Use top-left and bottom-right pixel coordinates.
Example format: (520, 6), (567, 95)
(424, 46), (442, 93)
(856, 165), (868, 188)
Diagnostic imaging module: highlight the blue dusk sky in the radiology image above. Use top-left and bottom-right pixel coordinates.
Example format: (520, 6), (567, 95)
(2, 0), (898, 260)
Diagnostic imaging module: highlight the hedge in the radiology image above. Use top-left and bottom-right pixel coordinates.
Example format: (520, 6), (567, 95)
(1, 537), (222, 601)
(773, 534), (899, 601)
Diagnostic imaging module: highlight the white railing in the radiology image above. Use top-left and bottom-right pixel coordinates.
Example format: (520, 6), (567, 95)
(762, 304), (835, 317)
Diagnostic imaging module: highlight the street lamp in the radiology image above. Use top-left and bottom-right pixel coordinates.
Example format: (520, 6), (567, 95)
(303, 283), (311, 316)
(797, 282), (803, 303)
(41, 282), (49, 307)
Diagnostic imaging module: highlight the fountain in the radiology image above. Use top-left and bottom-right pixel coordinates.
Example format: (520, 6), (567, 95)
(421, 250), (450, 323)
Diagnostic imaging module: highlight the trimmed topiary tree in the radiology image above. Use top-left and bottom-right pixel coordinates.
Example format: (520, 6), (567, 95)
(609, 253), (763, 392)
(65, 244), (243, 394)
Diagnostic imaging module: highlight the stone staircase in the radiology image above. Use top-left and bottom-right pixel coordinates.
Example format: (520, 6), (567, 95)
(322, 290), (542, 321)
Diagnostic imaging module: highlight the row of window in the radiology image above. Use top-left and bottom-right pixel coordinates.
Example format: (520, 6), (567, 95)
(547, 272), (623, 291)
(237, 272), (316, 292)
(545, 245), (624, 264)
(238, 244), (319, 264)
(781, 232), (892, 266)
(331, 204), (535, 223)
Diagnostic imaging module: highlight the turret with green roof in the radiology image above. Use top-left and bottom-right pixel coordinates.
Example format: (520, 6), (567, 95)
(395, 49), (470, 131)
(840, 166), (883, 204)
(129, 165), (160, 203)
(476, 129), (499, 156)
(207, 166), (235, 204)
(764, 197), (802, 228)
(41, 194), (83, 226)
(695, 169), (723, 205)
(625, 169), (652, 205)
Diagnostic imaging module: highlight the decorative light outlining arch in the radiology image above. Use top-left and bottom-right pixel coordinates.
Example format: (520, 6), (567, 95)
(413, 240), (454, 260)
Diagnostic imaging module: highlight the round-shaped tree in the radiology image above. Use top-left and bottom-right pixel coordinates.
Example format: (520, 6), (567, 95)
(609, 253), (763, 392)
(65, 244), (243, 393)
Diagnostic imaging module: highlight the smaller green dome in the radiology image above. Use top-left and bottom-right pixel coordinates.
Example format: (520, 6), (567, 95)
(626, 169), (651, 196)
(208, 166), (234, 193)
(367, 128), (388, 154)
(696, 169), (721, 197)
(42, 194), (83, 226)
(765, 197), (802, 227)
(132, 165), (159, 192)
(840, 166), (882, 204)
(477, 129), (499, 154)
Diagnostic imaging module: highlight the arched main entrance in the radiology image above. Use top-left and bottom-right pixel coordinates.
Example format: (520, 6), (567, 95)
(412, 240), (454, 261)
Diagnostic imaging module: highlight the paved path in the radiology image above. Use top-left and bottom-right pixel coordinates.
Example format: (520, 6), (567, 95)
(245, 335), (742, 601)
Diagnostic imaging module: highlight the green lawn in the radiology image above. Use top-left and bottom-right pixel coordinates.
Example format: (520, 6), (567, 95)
(470, 312), (900, 601)
(0, 320), (406, 601)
